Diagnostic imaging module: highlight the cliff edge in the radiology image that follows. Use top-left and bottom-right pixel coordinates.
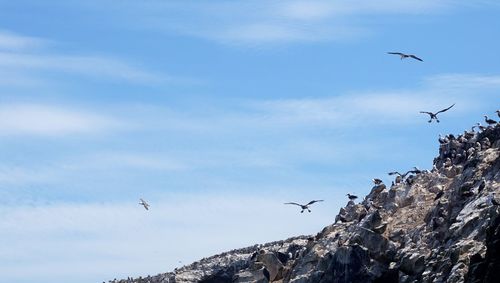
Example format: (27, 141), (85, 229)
(112, 122), (500, 283)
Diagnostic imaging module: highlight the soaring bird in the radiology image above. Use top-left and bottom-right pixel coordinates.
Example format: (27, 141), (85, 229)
(346, 193), (358, 201)
(284, 200), (323, 213)
(420, 103), (455, 123)
(139, 198), (150, 210)
(484, 115), (497, 125)
(387, 52), (423, 62)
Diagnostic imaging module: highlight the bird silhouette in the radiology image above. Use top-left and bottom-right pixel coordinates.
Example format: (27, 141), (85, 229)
(387, 52), (423, 62)
(420, 104), (455, 123)
(346, 193), (358, 201)
(139, 198), (150, 210)
(284, 200), (324, 213)
(484, 115), (497, 125)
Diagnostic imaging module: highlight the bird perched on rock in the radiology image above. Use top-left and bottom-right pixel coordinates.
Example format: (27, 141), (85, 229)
(474, 123), (486, 132)
(496, 110), (500, 119)
(139, 198), (150, 210)
(409, 167), (422, 174)
(372, 178), (383, 185)
(434, 190), (444, 201)
(387, 52), (423, 61)
(438, 134), (449, 144)
(487, 194), (499, 206)
(420, 104), (455, 123)
(484, 115), (497, 125)
(284, 200), (324, 213)
(346, 193), (358, 201)
(478, 178), (487, 193)
(461, 191), (474, 198)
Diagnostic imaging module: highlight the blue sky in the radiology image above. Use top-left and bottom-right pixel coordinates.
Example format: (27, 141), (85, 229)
(1, 1), (500, 282)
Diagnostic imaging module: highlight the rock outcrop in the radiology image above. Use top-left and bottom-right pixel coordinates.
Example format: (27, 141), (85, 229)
(110, 122), (500, 283)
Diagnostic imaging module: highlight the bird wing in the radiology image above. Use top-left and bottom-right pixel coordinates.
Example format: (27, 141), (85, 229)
(284, 202), (302, 207)
(409, 55), (423, 61)
(419, 111), (433, 115)
(387, 52), (404, 55)
(435, 103), (455, 114)
(388, 171), (401, 176)
(306, 200), (324, 206)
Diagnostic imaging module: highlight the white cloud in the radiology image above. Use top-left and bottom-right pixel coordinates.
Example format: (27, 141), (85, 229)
(113, 0), (463, 46)
(425, 73), (500, 90)
(0, 104), (120, 137)
(72, 152), (187, 171)
(0, 52), (167, 84)
(0, 192), (340, 282)
(0, 30), (45, 50)
(252, 73), (500, 127)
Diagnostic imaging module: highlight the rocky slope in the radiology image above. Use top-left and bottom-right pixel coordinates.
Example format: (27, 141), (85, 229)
(111, 122), (500, 283)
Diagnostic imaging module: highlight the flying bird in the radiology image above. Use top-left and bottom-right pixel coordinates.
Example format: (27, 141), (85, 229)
(284, 200), (324, 213)
(420, 103), (455, 123)
(346, 193), (358, 201)
(484, 115), (497, 125)
(387, 52), (423, 62)
(139, 198), (150, 210)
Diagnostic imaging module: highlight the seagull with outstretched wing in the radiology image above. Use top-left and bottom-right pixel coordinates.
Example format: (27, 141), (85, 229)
(420, 103), (455, 123)
(139, 198), (150, 210)
(284, 200), (324, 213)
(387, 52), (423, 62)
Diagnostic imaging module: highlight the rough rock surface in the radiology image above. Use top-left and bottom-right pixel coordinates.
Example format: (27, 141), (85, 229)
(111, 122), (500, 283)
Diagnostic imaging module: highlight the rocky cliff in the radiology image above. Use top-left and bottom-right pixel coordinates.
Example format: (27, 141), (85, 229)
(111, 122), (500, 283)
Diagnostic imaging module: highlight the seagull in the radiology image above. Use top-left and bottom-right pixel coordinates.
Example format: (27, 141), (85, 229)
(139, 198), (150, 210)
(284, 200), (324, 213)
(346, 193), (358, 201)
(420, 103), (455, 123)
(387, 52), (423, 62)
(484, 115), (497, 125)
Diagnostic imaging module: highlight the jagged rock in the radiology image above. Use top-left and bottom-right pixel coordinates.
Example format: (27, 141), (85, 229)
(114, 122), (500, 283)
(256, 251), (284, 281)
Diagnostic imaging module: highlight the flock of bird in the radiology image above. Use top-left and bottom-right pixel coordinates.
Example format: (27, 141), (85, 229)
(137, 53), (500, 213)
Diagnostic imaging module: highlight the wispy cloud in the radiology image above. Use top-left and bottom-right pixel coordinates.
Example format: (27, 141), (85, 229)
(252, 73), (500, 127)
(0, 192), (338, 282)
(0, 30), (46, 50)
(106, 0), (465, 46)
(0, 104), (121, 137)
(0, 52), (167, 84)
